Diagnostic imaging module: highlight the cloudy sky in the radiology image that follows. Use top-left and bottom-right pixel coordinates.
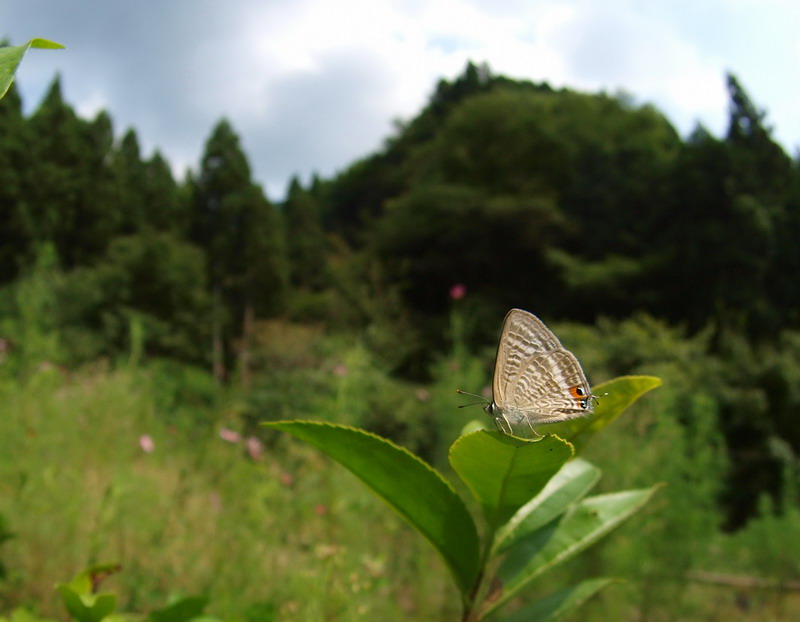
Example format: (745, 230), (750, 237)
(2, 1), (798, 200)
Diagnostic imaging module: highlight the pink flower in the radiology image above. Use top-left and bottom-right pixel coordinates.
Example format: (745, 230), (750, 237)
(219, 428), (241, 443)
(449, 284), (466, 300)
(334, 364), (347, 377)
(139, 434), (155, 453)
(246, 436), (264, 461)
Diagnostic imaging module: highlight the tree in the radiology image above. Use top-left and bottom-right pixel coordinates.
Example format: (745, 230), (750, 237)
(142, 151), (186, 234)
(0, 83), (30, 283)
(726, 73), (792, 202)
(284, 176), (326, 289)
(55, 232), (211, 364)
(25, 78), (119, 268)
(191, 119), (287, 382)
(237, 183), (288, 387)
(370, 86), (682, 337)
(113, 129), (149, 234)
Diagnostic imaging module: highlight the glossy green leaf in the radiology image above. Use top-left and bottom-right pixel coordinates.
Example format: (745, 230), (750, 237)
(501, 577), (617, 622)
(487, 486), (659, 613)
(449, 431), (573, 529)
(263, 420), (480, 594)
(544, 375), (662, 452)
(0, 38), (64, 100)
(495, 457), (601, 553)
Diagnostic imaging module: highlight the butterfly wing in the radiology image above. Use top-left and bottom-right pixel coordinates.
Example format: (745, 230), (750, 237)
(492, 309), (592, 427)
(510, 350), (593, 423)
(492, 309), (561, 409)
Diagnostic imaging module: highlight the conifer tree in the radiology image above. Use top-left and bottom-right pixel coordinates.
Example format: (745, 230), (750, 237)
(113, 129), (149, 234)
(191, 119), (287, 382)
(26, 78), (118, 267)
(284, 176), (326, 289)
(142, 151), (185, 234)
(0, 83), (30, 283)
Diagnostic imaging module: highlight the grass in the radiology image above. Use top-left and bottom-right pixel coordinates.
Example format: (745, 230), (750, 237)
(0, 360), (458, 620)
(1, 315), (799, 620)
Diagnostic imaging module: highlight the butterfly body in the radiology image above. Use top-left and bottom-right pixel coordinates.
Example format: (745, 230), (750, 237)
(486, 309), (595, 435)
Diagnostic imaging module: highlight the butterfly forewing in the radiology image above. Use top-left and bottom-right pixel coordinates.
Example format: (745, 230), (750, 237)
(493, 309), (561, 408)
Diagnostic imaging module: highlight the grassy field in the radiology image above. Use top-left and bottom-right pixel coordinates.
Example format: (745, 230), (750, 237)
(0, 345), (463, 620)
(1, 318), (799, 620)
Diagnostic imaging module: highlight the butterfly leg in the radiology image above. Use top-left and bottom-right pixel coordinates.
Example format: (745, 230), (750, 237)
(524, 417), (543, 439)
(494, 415), (513, 435)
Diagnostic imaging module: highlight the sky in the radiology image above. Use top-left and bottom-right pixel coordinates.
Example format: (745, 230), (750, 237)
(2, 0), (798, 200)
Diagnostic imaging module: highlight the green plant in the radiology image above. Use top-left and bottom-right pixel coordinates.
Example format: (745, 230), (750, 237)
(264, 375), (661, 620)
(2, 564), (221, 622)
(0, 38), (64, 101)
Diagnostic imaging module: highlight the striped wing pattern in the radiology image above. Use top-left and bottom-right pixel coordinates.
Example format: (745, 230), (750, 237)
(491, 309), (593, 431)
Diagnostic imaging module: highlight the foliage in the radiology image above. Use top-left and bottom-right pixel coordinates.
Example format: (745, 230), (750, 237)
(2, 51), (800, 619)
(0, 329), (797, 620)
(189, 119), (288, 382)
(55, 233), (212, 364)
(265, 375), (661, 620)
(0, 359), (466, 620)
(284, 176), (328, 289)
(0, 563), (220, 622)
(0, 39), (64, 101)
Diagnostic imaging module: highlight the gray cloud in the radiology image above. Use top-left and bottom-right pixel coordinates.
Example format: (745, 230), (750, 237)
(3, 0), (798, 203)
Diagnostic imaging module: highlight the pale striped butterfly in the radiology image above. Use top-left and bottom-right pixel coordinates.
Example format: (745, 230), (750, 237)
(459, 308), (600, 436)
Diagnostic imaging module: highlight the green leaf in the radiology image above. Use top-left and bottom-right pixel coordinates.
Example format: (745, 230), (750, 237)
(59, 563), (121, 596)
(28, 38), (66, 50)
(262, 421), (481, 594)
(449, 431), (573, 529)
(55, 584), (116, 622)
(495, 458), (601, 553)
(148, 595), (209, 622)
(0, 38), (64, 100)
(501, 577), (617, 622)
(487, 486), (659, 614)
(544, 375), (661, 452)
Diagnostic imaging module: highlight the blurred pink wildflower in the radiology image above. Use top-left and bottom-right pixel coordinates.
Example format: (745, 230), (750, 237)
(139, 434), (155, 453)
(449, 283), (466, 300)
(219, 428), (241, 443)
(246, 436), (264, 461)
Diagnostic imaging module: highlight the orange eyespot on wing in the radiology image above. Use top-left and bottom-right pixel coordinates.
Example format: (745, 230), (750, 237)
(568, 385), (587, 399)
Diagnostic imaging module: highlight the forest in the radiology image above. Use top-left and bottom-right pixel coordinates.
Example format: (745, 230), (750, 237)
(2, 58), (800, 620)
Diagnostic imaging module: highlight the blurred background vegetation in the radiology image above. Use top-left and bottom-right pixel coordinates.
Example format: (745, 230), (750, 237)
(1, 61), (800, 619)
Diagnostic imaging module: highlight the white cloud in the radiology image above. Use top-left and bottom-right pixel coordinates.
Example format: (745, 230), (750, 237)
(2, 0), (798, 198)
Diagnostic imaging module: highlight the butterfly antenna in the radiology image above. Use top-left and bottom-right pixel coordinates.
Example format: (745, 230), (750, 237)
(591, 391), (609, 406)
(456, 388), (489, 409)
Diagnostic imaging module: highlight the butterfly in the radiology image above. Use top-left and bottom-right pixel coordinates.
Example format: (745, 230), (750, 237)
(459, 308), (599, 436)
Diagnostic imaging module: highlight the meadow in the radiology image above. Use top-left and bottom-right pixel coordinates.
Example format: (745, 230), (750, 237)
(2, 313), (799, 620)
